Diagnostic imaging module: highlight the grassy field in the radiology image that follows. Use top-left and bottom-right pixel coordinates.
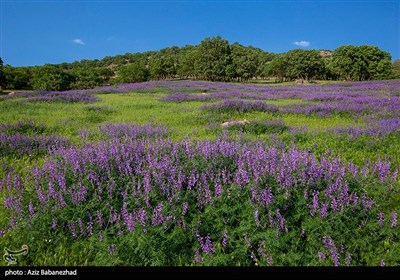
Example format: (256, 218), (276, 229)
(1, 80), (399, 266)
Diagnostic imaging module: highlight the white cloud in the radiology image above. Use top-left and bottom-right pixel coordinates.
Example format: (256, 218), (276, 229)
(294, 40), (310, 47)
(72, 39), (85, 45)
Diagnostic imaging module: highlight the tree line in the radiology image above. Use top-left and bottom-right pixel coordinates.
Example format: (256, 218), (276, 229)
(1, 36), (399, 92)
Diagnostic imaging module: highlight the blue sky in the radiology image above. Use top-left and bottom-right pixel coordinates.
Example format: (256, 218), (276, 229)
(1, 0), (399, 66)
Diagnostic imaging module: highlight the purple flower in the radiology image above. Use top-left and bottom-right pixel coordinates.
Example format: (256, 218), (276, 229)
(97, 210), (103, 227)
(194, 248), (203, 263)
(391, 211), (397, 227)
(320, 203), (328, 218)
(68, 222), (77, 238)
(345, 253), (352, 266)
(244, 234), (252, 248)
(51, 218), (57, 230)
(28, 202), (35, 216)
(378, 211), (384, 226)
(323, 236), (340, 266)
(254, 210), (261, 227)
(222, 230), (228, 250)
(181, 202), (188, 216)
(380, 259), (385, 267)
(78, 218), (85, 235)
(151, 202), (164, 226)
(317, 251), (326, 260)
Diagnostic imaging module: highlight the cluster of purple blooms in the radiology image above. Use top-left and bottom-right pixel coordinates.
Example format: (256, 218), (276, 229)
(1, 125), (398, 265)
(202, 99), (279, 114)
(5, 91), (99, 103)
(0, 120), (69, 157)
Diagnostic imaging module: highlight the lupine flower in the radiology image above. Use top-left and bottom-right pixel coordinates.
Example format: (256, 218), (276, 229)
(391, 211), (397, 227)
(28, 202), (35, 216)
(78, 218), (85, 235)
(323, 236), (340, 266)
(345, 253), (352, 266)
(254, 210), (261, 227)
(320, 203), (328, 218)
(97, 210), (103, 227)
(194, 248), (202, 263)
(51, 219), (57, 230)
(181, 202), (188, 216)
(68, 222), (77, 238)
(378, 211), (384, 226)
(317, 252), (326, 260)
(222, 230), (228, 250)
(244, 234), (252, 248)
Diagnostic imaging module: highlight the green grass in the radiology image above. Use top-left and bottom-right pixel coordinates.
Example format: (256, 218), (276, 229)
(1, 87), (400, 267)
(0, 91), (398, 163)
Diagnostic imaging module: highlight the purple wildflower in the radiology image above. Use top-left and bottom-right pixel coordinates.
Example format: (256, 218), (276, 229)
(317, 252), (326, 260)
(345, 253), (352, 266)
(222, 230), (228, 250)
(181, 202), (188, 216)
(51, 218), (57, 230)
(244, 234), (252, 248)
(320, 203), (328, 218)
(254, 210), (261, 227)
(194, 248), (202, 263)
(28, 202), (34, 216)
(391, 211), (397, 227)
(378, 211), (384, 226)
(97, 210), (103, 227)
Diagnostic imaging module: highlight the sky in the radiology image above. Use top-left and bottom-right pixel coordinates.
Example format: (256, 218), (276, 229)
(1, 0), (399, 67)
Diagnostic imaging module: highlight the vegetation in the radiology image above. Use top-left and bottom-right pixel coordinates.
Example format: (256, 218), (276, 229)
(0, 80), (399, 266)
(0, 36), (397, 92)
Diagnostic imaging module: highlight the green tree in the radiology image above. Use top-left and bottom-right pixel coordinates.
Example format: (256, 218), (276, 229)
(284, 49), (325, 80)
(230, 43), (260, 82)
(3, 66), (32, 90)
(31, 64), (74, 91)
(70, 68), (103, 89)
(330, 45), (393, 81)
(195, 36), (232, 81)
(393, 59), (400, 78)
(0, 57), (5, 92)
(115, 62), (149, 83)
(263, 55), (289, 82)
(148, 47), (178, 80)
(177, 45), (199, 79)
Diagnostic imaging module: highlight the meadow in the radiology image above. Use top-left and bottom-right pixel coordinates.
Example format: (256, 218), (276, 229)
(0, 79), (399, 266)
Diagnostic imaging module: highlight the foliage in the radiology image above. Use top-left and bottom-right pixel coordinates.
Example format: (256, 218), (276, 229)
(329, 45), (394, 81)
(31, 64), (74, 91)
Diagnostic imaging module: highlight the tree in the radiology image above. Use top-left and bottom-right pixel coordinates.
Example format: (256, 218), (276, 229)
(148, 47), (178, 80)
(393, 59), (400, 78)
(263, 55), (289, 82)
(0, 57), (5, 92)
(3, 66), (32, 90)
(177, 45), (199, 79)
(230, 43), (260, 82)
(330, 45), (393, 81)
(283, 49), (325, 81)
(31, 64), (74, 91)
(70, 68), (103, 89)
(115, 62), (149, 83)
(195, 36), (232, 81)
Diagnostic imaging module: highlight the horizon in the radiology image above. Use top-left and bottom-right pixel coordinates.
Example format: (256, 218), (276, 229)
(1, 0), (399, 67)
